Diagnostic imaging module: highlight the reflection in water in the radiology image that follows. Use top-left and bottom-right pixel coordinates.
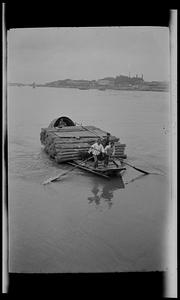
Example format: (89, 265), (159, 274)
(125, 174), (147, 185)
(88, 183), (101, 206)
(88, 176), (125, 209)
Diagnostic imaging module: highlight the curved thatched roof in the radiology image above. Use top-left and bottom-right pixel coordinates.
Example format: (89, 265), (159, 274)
(48, 116), (75, 128)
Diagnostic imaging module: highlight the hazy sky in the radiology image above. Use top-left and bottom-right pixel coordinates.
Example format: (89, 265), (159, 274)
(8, 27), (170, 83)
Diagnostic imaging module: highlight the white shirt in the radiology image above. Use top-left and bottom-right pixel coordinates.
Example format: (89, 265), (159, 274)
(88, 142), (104, 156)
(104, 144), (115, 156)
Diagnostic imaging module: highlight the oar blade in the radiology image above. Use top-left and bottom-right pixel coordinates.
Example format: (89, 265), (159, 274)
(43, 177), (58, 185)
(43, 178), (53, 185)
(43, 173), (66, 185)
(116, 157), (149, 175)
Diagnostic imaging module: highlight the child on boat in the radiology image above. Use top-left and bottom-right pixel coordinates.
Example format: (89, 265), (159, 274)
(88, 138), (105, 168)
(104, 141), (115, 167)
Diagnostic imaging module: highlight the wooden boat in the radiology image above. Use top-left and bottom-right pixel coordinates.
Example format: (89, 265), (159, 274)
(40, 116), (127, 174)
(68, 159), (126, 179)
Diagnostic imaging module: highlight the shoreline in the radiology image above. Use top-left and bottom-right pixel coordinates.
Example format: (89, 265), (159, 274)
(9, 84), (169, 93)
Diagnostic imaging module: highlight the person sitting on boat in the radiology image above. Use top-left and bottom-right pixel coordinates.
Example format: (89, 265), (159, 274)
(57, 119), (67, 128)
(102, 132), (111, 147)
(104, 141), (115, 167)
(88, 138), (105, 168)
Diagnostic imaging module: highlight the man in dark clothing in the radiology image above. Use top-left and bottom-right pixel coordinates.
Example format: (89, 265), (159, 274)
(104, 141), (115, 167)
(102, 132), (111, 148)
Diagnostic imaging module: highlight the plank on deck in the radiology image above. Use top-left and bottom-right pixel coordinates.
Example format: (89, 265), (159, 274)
(53, 131), (107, 138)
(47, 125), (103, 132)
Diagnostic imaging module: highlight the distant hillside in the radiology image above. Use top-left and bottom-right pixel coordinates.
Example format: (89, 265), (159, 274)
(9, 74), (169, 92)
(44, 75), (169, 92)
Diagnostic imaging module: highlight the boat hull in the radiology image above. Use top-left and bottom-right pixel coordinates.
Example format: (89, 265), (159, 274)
(68, 159), (126, 179)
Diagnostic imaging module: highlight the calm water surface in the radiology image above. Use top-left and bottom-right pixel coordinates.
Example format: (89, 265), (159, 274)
(8, 87), (171, 272)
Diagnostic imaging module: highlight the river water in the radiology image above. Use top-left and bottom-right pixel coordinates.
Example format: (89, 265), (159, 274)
(8, 86), (171, 273)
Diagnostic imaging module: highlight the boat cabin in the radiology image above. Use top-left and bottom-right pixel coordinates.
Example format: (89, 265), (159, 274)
(48, 116), (75, 128)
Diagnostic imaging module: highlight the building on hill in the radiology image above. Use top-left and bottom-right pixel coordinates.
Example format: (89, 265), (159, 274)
(115, 74), (144, 86)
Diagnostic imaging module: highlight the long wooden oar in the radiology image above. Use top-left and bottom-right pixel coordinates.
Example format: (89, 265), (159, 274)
(116, 158), (149, 175)
(43, 156), (92, 185)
